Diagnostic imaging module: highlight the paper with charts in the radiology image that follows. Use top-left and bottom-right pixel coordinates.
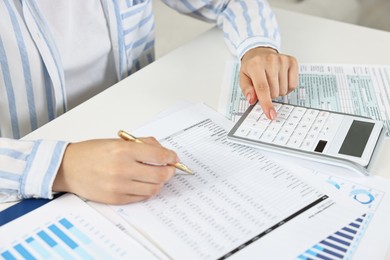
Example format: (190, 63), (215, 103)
(219, 62), (390, 137)
(110, 103), (372, 259)
(0, 194), (156, 259)
(1, 104), (389, 259)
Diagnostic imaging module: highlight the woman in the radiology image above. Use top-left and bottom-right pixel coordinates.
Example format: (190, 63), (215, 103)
(0, 0), (297, 204)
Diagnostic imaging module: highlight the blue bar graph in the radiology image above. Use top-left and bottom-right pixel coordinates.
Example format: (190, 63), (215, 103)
(48, 223), (93, 259)
(48, 224), (78, 249)
(37, 230), (57, 247)
(13, 244), (35, 260)
(297, 214), (368, 259)
(37, 230), (74, 259)
(26, 237), (51, 259)
(0, 217), (126, 259)
(59, 217), (111, 259)
(1, 251), (16, 260)
(60, 218), (91, 244)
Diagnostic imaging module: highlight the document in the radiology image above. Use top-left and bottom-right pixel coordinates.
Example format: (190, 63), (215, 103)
(1, 103), (388, 259)
(110, 103), (366, 259)
(310, 171), (390, 260)
(219, 62), (390, 137)
(218, 62), (390, 258)
(0, 194), (155, 259)
(258, 149), (390, 260)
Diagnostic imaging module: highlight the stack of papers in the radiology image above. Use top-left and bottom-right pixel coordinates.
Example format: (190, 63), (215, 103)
(1, 102), (390, 259)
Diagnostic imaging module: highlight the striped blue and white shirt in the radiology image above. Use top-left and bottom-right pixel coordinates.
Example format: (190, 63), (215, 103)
(0, 0), (280, 202)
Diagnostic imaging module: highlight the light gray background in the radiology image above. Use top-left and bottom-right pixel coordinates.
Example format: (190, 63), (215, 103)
(153, 0), (390, 58)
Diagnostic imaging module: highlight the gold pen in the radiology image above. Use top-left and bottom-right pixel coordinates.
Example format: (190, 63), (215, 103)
(118, 130), (194, 175)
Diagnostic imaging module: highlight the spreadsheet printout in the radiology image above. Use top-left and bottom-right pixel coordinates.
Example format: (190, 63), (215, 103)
(111, 103), (365, 259)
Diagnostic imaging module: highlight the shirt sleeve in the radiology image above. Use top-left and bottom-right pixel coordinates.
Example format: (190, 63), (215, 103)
(0, 138), (68, 203)
(160, 0), (281, 59)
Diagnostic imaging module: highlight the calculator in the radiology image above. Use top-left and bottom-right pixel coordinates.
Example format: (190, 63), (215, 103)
(227, 102), (386, 176)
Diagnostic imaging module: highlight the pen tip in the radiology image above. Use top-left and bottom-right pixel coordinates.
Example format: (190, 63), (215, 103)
(177, 163), (194, 174)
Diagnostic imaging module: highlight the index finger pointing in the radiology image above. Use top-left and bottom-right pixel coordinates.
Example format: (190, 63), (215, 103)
(252, 71), (276, 120)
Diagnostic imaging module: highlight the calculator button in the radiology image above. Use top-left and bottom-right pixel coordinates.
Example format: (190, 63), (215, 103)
(278, 127), (294, 137)
(272, 117), (284, 125)
(274, 134), (289, 145)
(277, 111), (290, 120)
(273, 103), (283, 111)
(267, 125), (282, 134)
(319, 123), (335, 138)
(280, 104), (294, 114)
(310, 125), (321, 133)
(293, 107), (307, 115)
(291, 129), (308, 139)
(284, 120), (298, 129)
(287, 137), (303, 148)
(305, 131), (319, 141)
(283, 119), (299, 131)
(259, 113), (271, 124)
(253, 105), (263, 114)
(314, 140), (328, 153)
(268, 120), (283, 131)
(244, 119), (257, 128)
(296, 121), (312, 131)
(301, 140), (316, 151)
(247, 113), (261, 122)
(260, 132), (276, 143)
(254, 123), (269, 132)
(247, 129), (263, 140)
(290, 112), (306, 122)
(317, 111), (330, 120)
(313, 117), (326, 128)
(306, 109), (319, 118)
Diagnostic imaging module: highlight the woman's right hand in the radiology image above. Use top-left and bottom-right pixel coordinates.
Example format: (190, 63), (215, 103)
(52, 137), (179, 204)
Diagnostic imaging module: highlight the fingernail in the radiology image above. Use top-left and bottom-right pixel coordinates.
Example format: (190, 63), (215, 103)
(270, 109), (277, 120)
(246, 93), (251, 103)
(176, 156), (181, 163)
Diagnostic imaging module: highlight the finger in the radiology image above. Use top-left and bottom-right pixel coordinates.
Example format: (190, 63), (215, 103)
(116, 180), (165, 197)
(288, 59), (299, 93)
(278, 64), (288, 96)
(265, 64), (280, 99)
(239, 72), (257, 105)
(139, 136), (162, 146)
(129, 163), (176, 184)
(122, 195), (150, 204)
(128, 142), (179, 165)
(252, 70), (276, 120)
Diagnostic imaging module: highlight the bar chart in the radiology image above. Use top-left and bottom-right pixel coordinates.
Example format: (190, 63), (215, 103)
(1, 217), (119, 259)
(297, 214), (369, 260)
(0, 194), (154, 259)
(294, 167), (387, 260)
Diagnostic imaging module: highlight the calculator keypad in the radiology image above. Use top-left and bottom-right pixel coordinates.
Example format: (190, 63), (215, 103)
(235, 103), (343, 152)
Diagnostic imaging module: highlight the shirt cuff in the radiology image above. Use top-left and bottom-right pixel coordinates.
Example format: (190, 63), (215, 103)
(237, 36), (281, 60)
(21, 140), (68, 199)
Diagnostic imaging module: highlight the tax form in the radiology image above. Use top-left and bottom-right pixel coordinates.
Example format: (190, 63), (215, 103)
(110, 103), (366, 259)
(219, 62), (390, 137)
(218, 62), (390, 258)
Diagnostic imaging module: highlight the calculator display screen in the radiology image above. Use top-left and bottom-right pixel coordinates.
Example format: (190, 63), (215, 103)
(339, 120), (374, 157)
